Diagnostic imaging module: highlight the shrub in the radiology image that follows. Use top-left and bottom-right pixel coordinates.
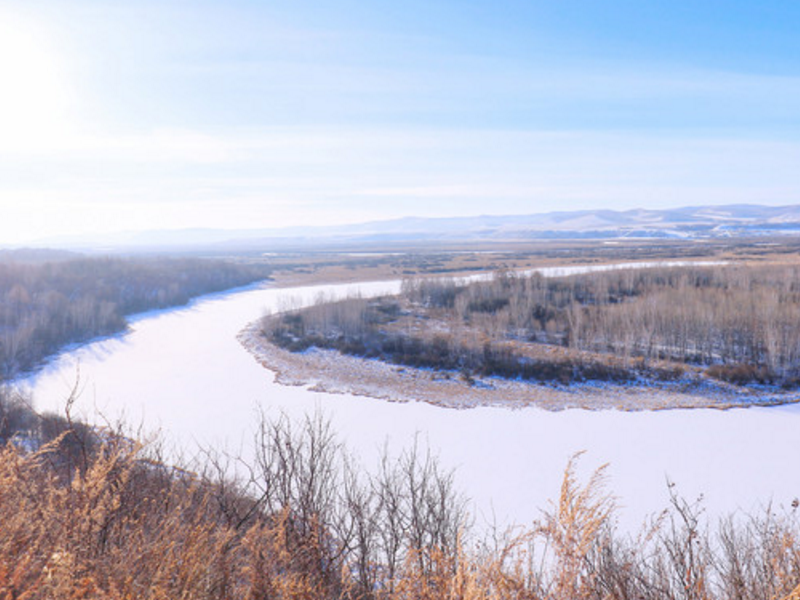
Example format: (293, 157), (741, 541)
(3, 407), (800, 599)
(706, 363), (775, 385)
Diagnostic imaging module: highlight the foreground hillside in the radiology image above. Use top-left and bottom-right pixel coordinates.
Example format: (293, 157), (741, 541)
(2, 390), (800, 599)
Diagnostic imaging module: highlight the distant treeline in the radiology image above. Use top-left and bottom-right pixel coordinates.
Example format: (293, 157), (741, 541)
(264, 263), (800, 386)
(0, 256), (271, 379)
(2, 388), (800, 599)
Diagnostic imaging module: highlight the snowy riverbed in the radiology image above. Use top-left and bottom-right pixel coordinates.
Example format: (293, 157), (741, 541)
(15, 272), (800, 532)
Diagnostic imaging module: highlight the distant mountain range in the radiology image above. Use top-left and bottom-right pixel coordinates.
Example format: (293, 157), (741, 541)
(24, 203), (800, 252)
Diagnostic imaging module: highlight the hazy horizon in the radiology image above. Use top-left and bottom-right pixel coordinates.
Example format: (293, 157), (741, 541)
(1, 1), (799, 244)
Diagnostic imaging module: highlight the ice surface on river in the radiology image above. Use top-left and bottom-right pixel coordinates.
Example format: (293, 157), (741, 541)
(17, 269), (800, 532)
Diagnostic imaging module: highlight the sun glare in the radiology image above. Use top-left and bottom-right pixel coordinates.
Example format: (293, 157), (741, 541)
(0, 10), (73, 150)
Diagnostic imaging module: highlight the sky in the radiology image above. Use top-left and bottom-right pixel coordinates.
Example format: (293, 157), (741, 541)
(1, 0), (799, 244)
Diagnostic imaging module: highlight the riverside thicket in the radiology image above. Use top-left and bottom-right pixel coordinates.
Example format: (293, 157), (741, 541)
(264, 263), (800, 387)
(0, 255), (271, 380)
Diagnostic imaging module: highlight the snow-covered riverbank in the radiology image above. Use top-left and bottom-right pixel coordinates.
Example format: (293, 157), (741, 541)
(239, 320), (800, 411)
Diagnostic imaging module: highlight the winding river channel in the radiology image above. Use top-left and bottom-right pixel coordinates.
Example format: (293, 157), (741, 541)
(16, 276), (800, 532)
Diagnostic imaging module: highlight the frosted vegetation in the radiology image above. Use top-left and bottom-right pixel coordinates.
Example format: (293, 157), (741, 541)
(264, 264), (800, 388)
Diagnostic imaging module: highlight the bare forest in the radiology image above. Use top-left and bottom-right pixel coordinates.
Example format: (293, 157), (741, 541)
(264, 263), (800, 387)
(0, 256), (271, 380)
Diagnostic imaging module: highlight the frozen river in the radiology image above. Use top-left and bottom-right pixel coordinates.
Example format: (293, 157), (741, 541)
(17, 276), (800, 532)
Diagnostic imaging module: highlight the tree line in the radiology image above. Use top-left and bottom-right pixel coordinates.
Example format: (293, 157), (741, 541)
(0, 255), (271, 380)
(1, 388), (799, 599)
(264, 263), (800, 386)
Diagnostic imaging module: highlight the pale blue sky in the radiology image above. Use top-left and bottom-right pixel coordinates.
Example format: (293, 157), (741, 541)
(1, 0), (799, 242)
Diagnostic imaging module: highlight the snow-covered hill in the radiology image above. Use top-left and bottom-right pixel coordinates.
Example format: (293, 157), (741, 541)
(26, 203), (800, 251)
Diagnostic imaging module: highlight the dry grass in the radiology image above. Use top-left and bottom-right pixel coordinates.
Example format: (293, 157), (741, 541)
(2, 405), (800, 599)
(0, 434), (337, 599)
